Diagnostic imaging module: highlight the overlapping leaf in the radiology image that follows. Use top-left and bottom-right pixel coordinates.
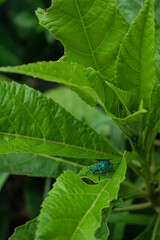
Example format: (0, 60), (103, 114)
(114, 106), (147, 138)
(95, 208), (110, 240)
(35, 155), (126, 240)
(45, 86), (106, 125)
(118, 0), (160, 25)
(115, 0), (155, 109)
(155, 0), (160, 24)
(0, 81), (120, 159)
(36, 0), (126, 78)
(117, 0), (143, 25)
(0, 61), (105, 108)
(0, 61), (147, 138)
(0, 61), (134, 117)
(0, 153), (95, 178)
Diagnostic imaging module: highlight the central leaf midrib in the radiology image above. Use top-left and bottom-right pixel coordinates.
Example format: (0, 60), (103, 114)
(71, 181), (110, 239)
(74, 0), (101, 74)
(138, 4), (149, 102)
(0, 131), (118, 157)
(39, 154), (86, 168)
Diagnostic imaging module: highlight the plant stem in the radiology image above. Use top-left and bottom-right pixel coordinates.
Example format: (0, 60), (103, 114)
(151, 213), (160, 240)
(114, 201), (152, 212)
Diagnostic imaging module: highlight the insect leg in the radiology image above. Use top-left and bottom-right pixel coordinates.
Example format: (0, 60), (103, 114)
(98, 172), (103, 181)
(81, 169), (92, 177)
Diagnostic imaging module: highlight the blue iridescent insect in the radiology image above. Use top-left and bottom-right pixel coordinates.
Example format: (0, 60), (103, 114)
(81, 160), (121, 181)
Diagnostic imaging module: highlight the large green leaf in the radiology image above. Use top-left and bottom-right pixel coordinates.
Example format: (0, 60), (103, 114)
(35, 155), (126, 240)
(0, 153), (95, 178)
(45, 87), (126, 151)
(9, 218), (37, 240)
(0, 61), (100, 107)
(115, 0), (155, 109)
(0, 81), (120, 159)
(36, 0), (126, 78)
(0, 61), (134, 117)
(0, 61), (147, 138)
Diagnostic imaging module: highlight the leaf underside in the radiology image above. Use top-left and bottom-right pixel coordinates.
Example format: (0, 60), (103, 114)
(0, 153), (95, 178)
(0, 61), (134, 118)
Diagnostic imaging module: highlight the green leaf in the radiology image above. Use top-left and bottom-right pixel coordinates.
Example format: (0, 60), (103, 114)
(36, 0), (126, 78)
(92, 116), (125, 151)
(0, 172), (9, 191)
(0, 61), (133, 118)
(45, 87), (126, 151)
(0, 61), (100, 107)
(117, 0), (143, 25)
(118, 0), (160, 25)
(0, 153), (95, 178)
(155, 0), (160, 24)
(45, 86), (105, 125)
(114, 107), (147, 138)
(35, 155), (126, 240)
(95, 208), (111, 240)
(0, 73), (12, 82)
(9, 218), (37, 240)
(0, 62), (147, 138)
(0, 81), (120, 159)
(115, 0), (155, 109)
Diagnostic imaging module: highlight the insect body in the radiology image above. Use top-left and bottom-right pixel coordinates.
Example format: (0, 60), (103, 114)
(81, 160), (121, 181)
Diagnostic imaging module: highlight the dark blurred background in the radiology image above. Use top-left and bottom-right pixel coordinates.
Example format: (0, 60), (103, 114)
(0, 0), (64, 91)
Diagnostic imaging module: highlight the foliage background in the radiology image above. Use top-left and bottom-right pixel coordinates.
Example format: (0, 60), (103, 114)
(0, 0), (160, 239)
